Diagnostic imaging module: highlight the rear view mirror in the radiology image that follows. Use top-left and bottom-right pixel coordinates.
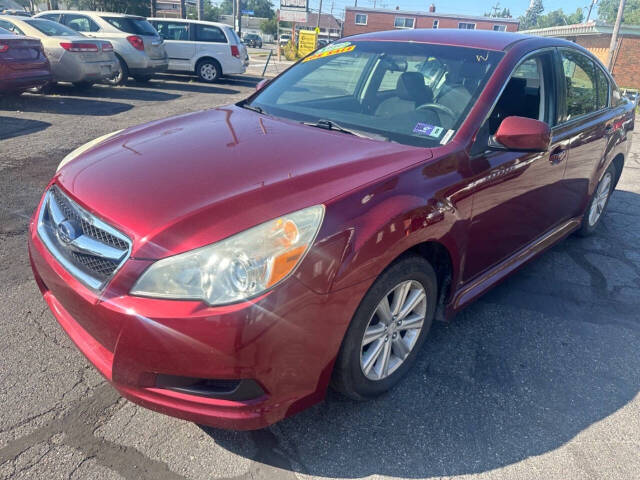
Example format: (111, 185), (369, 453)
(492, 116), (550, 152)
(255, 79), (270, 91)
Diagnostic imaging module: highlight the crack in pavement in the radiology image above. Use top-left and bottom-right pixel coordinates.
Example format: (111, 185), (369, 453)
(0, 384), (188, 480)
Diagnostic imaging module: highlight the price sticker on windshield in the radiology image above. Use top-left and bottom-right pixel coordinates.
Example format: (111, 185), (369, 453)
(302, 42), (356, 62)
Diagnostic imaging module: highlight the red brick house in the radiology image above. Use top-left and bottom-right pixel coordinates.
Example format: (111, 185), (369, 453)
(522, 21), (640, 89)
(343, 6), (519, 37)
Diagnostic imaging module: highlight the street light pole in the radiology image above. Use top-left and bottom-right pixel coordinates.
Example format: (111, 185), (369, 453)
(607, 0), (626, 71)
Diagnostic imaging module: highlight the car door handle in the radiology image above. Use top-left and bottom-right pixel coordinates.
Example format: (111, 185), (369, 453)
(549, 148), (567, 165)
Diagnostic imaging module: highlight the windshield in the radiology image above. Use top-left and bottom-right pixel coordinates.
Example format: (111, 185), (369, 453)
(102, 16), (158, 36)
(25, 19), (80, 37)
(247, 41), (503, 147)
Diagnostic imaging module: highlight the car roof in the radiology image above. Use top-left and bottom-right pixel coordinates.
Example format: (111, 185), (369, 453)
(346, 28), (568, 52)
(38, 10), (144, 19)
(147, 17), (229, 28)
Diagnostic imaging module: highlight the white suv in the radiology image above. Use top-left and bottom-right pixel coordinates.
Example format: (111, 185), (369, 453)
(35, 11), (168, 85)
(148, 18), (248, 83)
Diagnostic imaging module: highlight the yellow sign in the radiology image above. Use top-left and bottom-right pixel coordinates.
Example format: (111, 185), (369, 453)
(314, 27), (320, 34)
(302, 43), (356, 62)
(298, 30), (318, 57)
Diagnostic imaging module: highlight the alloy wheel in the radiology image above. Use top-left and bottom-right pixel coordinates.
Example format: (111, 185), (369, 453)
(588, 171), (613, 226)
(360, 280), (427, 381)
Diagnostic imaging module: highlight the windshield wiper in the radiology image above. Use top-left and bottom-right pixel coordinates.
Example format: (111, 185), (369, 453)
(302, 119), (374, 139)
(239, 103), (265, 114)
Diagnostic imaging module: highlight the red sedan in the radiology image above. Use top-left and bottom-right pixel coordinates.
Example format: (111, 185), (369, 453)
(0, 26), (51, 93)
(29, 30), (634, 430)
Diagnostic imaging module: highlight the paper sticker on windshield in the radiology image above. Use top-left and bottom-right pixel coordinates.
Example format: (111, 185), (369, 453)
(413, 123), (444, 138)
(302, 43), (356, 62)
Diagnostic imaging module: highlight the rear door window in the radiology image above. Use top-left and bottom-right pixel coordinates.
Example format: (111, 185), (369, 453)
(63, 14), (100, 32)
(0, 19), (24, 35)
(195, 24), (227, 43)
(560, 49), (599, 121)
(102, 17), (158, 36)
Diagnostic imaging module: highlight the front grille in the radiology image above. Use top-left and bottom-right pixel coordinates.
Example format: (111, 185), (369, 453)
(37, 186), (132, 290)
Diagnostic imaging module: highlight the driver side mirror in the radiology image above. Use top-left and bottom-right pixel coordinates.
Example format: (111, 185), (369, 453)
(255, 78), (270, 91)
(491, 116), (550, 152)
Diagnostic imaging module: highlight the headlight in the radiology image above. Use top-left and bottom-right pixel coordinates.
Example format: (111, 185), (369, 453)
(130, 205), (325, 305)
(56, 130), (123, 172)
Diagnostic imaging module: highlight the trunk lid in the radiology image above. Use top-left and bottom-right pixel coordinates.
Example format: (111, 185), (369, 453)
(0, 35), (48, 70)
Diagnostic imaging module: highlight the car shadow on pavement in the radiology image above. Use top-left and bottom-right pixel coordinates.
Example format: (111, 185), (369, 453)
(0, 94), (133, 116)
(49, 84), (181, 102)
(202, 188), (640, 478)
(144, 75), (243, 95)
(0, 117), (50, 140)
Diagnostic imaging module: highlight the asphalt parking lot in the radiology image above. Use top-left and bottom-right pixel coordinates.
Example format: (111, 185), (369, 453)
(1, 76), (639, 480)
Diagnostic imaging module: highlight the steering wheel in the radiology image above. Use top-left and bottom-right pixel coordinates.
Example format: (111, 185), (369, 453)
(416, 103), (456, 128)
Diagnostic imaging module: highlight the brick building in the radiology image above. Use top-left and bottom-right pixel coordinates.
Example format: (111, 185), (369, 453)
(343, 5), (519, 37)
(522, 21), (640, 89)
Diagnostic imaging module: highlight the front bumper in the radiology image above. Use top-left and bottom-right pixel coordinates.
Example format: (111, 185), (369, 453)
(28, 209), (361, 429)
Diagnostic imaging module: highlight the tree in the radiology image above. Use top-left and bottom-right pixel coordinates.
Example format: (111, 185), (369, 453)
(484, 7), (512, 17)
(519, 0), (544, 29)
(219, 0), (274, 18)
(598, 0), (640, 23)
(65, 0), (150, 15)
(187, 0), (220, 21)
(260, 16), (277, 35)
(535, 8), (584, 27)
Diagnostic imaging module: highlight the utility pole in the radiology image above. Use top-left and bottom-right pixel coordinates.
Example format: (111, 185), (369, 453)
(180, 0), (186, 19)
(330, 0), (334, 16)
(198, 0), (204, 20)
(607, 0), (626, 71)
(586, 0), (597, 22)
(317, 0), (323, 28)
(236, 0), (242, 36)
(150, 0), (156, 17)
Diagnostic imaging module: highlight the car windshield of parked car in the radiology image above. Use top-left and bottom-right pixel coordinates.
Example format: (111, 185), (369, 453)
(102, 16), (157, 36)
(24, 19), (81, 37)
(247, 41), (503, 147)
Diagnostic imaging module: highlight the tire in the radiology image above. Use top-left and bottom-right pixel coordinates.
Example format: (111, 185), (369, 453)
(576, 163), (617, 237)
(133, 75), (152, 83)
(73, 81), (94, 90)
(196, 58), (221, 83)
(105, 55), (128, 86)
(331, 254), (438, 400)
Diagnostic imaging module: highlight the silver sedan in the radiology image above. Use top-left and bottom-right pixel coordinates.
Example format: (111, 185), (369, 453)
(0, 15), (119, 88)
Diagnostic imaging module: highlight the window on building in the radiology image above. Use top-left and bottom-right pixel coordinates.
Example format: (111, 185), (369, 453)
(458, 22), (476, 29)
(493, 24), (506, 31)
(355, 14), (367, 25)
(560, 49), (600, 120)
(432, 19), (439, 29)
(394, 17), (415, 29)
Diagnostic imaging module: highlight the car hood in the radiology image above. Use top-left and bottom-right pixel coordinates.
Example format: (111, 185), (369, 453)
(55, 105), (431, 259)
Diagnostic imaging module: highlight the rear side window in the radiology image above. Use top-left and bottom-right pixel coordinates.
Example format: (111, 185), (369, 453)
(102, 17), (158, 36)
(195, 24), (226, 43)
(154, 21), (189, 41)
(64, 14), (100, 32)
(560, 49), (599, 121)
(38, 13), (61, 22)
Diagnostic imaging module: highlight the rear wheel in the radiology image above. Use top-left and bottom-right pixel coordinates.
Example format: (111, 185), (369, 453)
(576, 163), (617, 236)
(332, 255), (437, 400)
(106, 55), (128, 86)
(196, 59), (221, 83)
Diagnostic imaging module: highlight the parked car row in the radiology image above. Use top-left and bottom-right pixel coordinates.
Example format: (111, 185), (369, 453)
(0, 10), (249, 94)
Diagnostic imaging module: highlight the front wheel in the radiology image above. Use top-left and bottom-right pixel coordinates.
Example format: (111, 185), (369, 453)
(196, 59), (221, 83)
(576, 164), (616, 236)
(332, 255), (437, 400)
